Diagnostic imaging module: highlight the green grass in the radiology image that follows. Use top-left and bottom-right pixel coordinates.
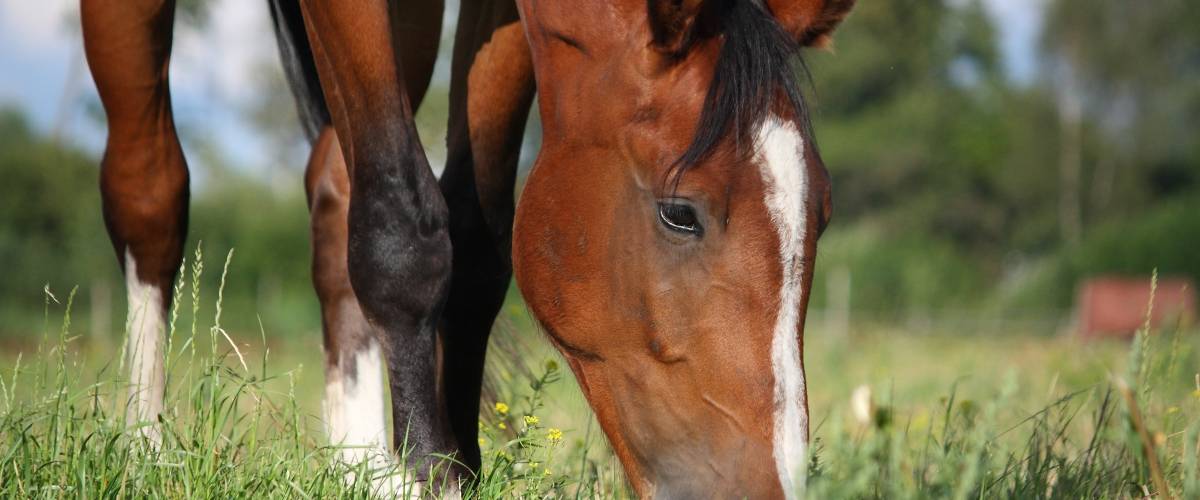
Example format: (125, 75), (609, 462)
(1, 248), (1198, 498)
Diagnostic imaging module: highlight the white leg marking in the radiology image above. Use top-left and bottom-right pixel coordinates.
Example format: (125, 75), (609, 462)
(757, 116), (810, 499)
(325, 341), (425, 497)
(124, 250), (165, 441)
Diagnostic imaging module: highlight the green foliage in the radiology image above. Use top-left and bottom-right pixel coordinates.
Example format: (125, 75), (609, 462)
(184, 167), (316, 335)
(802, 0), (1199, 315)
(0, 107), (317, 338)
(1008, 193), (1200, 310)
(811, 225), (983, 314)
(0, 109), (119, 334)
(809, 0), (1007, 232)
(1064, 195), (1200, 287)
(1041, 0), (1200, 220)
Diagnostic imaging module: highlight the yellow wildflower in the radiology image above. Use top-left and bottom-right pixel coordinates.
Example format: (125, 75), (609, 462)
(498, 421), (507, 430)
(494, 402), (510, 416)
(547, 428), (563, 442)
(524, 415), (540, 426)
(544, 468), (552, 476)
(478, 437), (487, 447)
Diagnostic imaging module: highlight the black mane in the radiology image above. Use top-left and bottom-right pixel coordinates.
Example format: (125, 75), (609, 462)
(672, 0), (816, 182)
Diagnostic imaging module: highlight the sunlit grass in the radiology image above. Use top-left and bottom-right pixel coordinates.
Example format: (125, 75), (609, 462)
(0, 246), (1196, 498)
(0, 246), (628, 498)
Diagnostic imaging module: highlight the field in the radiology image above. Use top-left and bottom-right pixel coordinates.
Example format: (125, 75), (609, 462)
(0, 254), (1197, 498)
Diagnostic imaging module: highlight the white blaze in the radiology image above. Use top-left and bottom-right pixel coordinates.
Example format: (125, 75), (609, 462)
(124, 250), (165, 441)
(757, 116), (810, 499)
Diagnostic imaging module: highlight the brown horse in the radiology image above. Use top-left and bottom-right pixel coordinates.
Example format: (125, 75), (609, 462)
(83, 0), (530, 492)
(81, 0), (852, 497)
(513, 1), (850, 496)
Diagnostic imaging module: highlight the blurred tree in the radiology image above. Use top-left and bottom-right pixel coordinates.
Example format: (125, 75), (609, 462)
(0, 107), (318, 338)
(0, 108), (119, 335)
(806, 0), (1199, 315)
(1042, 0), (1200, 230)
(805, 0), (1031, 312)
(185, 159), (318, 335)
(807, 0), (1014, 251)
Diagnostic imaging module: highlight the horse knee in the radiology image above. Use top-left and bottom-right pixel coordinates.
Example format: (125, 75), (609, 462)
(99, 147), (188, 282)
(346, 201), (452, 333)
(306, 128), (353, 303)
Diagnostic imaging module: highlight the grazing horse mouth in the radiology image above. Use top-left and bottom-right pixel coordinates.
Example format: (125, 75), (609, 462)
(504, 0), (854, 482)
(80, 0), (856, 495)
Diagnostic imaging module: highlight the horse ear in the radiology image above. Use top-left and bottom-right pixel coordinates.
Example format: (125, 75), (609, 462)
(766, 0), (856, 48)
(647, 0), (706, 54)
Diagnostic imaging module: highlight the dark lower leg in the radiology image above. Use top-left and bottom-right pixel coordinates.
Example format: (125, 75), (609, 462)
(438, 197), (512, 472)
(299, 0), (457, 486)
(439, 0), (536, 473)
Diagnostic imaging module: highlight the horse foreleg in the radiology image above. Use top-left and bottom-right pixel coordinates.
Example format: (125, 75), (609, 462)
(439, 0), (536, 473)
(82, 0), (188, 443)
(298, 0), (457, 494)
(304, 127), (392, 475)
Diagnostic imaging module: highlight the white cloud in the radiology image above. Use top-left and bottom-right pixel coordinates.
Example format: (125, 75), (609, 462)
(0, 0), (77, 53)
(172, 0), (277, 104)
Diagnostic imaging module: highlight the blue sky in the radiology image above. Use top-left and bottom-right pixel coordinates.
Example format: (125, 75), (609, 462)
(0, 0), (1045, 175)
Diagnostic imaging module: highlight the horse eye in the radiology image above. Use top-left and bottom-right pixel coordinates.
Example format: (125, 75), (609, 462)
(658, 202), (703, 236)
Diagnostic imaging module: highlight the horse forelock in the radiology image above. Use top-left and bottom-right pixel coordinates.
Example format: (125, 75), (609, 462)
(669, 0), (816, 189)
